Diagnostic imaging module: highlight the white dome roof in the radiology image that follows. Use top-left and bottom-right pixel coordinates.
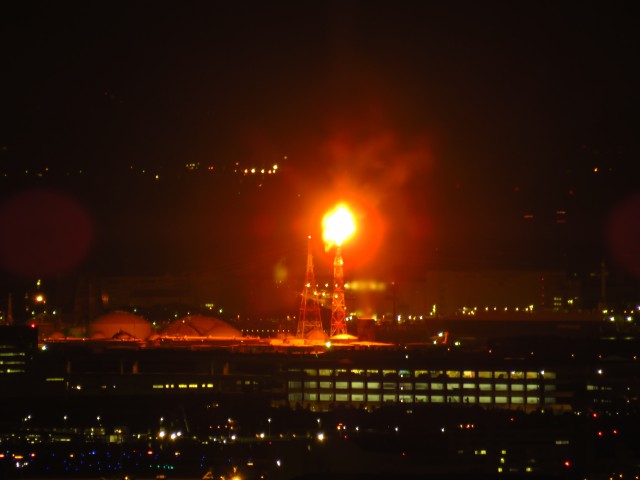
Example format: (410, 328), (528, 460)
(90, 310), (152, 340)
(162, 314), (242, 339)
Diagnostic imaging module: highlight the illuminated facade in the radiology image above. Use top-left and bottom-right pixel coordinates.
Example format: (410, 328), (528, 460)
(0, 326), (36, 375)
(283, 355), (566, 413)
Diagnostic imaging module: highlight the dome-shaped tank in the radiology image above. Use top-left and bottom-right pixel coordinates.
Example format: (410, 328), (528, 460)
(90, 310), (152, 340)
(162, 314), (242, 339)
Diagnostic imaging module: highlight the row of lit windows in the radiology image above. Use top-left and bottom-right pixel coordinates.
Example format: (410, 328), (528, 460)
(152, 383), (214, 390)
(0, 347), (27, 375)
(53, 383), (217, 391)
(294, 368), (556, 380)
(289, 392), (554, 405)
(288, 381), (553, 392)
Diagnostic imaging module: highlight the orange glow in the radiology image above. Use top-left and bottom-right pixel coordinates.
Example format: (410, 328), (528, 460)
(304, 193), (386, 273)
(322, 204), (355, 248)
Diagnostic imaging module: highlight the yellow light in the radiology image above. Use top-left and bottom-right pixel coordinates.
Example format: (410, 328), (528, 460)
(322, 204), (355, 247)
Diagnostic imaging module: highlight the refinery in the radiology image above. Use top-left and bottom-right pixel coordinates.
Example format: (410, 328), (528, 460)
(3, 2), (639, 478)
(1, 204), (640, 480)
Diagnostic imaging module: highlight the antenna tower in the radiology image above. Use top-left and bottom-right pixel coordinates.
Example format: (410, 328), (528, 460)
(297, 236), (323, 337)
(330, 245), (348, 336)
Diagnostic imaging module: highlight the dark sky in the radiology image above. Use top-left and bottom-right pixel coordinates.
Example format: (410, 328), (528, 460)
(1, 1), (639, 299)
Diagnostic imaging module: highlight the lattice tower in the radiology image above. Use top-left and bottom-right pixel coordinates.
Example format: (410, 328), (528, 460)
(297, 236), (324, 337)
(330, 245), (348, 337)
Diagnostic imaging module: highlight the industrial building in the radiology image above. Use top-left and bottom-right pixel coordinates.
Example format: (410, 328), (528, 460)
(1, 322), (638, 418)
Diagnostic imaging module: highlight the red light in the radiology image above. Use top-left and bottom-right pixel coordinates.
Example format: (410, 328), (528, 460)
(564, 460), (571, 467)
(612, 429), (618, 435)
(29, 323), (36, 328)
(597, 431), (603, 436)
(592, 413), (598, 418)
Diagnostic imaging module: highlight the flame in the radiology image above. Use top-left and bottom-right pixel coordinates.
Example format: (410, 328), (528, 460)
(322, 204), (356, 248)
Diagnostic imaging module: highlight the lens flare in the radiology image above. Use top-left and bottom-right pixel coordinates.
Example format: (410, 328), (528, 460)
(322, 204), (356, 248)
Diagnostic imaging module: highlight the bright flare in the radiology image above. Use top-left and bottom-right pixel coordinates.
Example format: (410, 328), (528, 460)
(322, 204), (356, 247)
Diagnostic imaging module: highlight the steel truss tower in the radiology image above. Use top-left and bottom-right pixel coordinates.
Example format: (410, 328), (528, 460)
(330, 245), (348, 337)
(297, 236), (324, 337)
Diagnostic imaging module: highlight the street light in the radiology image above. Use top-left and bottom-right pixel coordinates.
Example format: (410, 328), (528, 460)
(268, 418), (271, 438)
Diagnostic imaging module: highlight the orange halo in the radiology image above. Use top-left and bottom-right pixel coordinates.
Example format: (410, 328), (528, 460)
(322, 204), (356, 248)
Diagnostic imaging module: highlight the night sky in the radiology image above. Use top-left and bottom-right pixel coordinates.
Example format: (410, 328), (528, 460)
(1, 2), (639, 305)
